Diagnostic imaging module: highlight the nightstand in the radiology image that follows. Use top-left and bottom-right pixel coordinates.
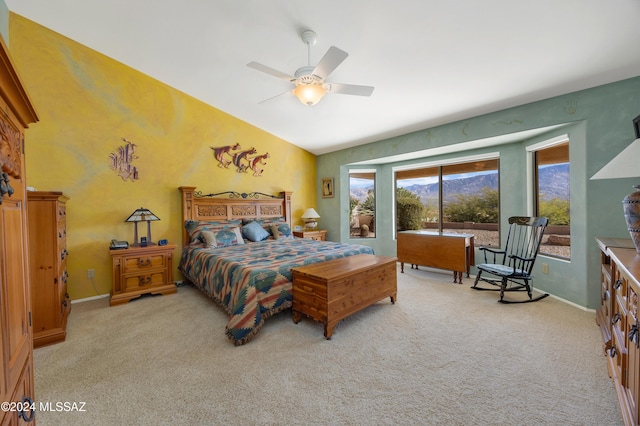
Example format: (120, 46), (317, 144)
(110, 244), (177, 306)
(293, 230), (327, 241)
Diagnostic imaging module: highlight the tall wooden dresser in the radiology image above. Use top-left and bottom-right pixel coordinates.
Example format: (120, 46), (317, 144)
(596, 237), (640, 426)
(0, 38), (39, 423)
(28, 191), (71, 348)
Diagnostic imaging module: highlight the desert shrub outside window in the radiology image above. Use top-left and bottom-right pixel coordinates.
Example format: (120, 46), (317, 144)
(395, 158), (499, 247)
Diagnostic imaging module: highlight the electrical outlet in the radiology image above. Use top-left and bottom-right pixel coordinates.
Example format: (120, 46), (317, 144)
(541, 263), (549, 274)
(87, 269), (95, 279)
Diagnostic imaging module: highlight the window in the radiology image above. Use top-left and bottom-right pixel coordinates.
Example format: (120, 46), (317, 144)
(533, 141), (570, 259)
(349, 171), (376, 238)
(395, 166), (440, 229)
(395, 158), (499, 247)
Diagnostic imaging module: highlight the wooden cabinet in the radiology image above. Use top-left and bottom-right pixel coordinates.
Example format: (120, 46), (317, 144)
(596, 240), (640, 426)
(397, 231), (475, 283)
(110, 244), (177, 306)
(596, 237), (636, 354)
(0, 37), (38, 424)
(28, 191), (71, 348)
(293, 230), (327, 241)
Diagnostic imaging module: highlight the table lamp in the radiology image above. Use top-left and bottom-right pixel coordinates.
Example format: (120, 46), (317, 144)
(591, 138), (640, 253)
(125, 207), (160, 246)
(302, 208), (320, 230)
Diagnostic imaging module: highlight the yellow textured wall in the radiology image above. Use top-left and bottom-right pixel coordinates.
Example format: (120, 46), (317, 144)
(9, 14), (317, 300)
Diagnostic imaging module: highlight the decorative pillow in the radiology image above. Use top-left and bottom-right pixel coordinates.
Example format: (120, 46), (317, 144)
(201, 227), (244, 248)
(218, 226), (245, 247)
(201, 230), (218, 248)
(271, 223), (294, 240)
(185, 220), (242, 245)
(242, 220), (271, 242)
(241, 217), (286, 236)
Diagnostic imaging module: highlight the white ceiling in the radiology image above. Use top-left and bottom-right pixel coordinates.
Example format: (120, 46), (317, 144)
(6, 0), (640, 155)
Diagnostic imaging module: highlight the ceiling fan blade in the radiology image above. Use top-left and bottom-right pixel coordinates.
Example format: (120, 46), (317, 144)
(257, 89), (292, 104)
(247, 61), (295, 82)
(328, 83), (374, 97)
(312, 46), (348, 79)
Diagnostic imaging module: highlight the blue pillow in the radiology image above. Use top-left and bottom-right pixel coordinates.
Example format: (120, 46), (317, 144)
(242, 217), (286, 235)
(242, 220), (270, 242)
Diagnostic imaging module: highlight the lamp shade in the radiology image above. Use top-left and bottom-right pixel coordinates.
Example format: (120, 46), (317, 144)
(125, 207), (160, 222)
(590, 138), (640, 180)
(293, 83), (326, 106)
(302, 208), (320, 219)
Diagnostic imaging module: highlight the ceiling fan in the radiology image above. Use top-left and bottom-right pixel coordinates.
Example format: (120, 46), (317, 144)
(247, 30), (374, 106)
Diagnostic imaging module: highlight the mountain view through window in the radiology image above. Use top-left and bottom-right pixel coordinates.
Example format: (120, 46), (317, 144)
(395, 155), (570, 258)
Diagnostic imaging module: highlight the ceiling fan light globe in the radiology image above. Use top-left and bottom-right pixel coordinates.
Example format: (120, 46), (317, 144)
(294, 83), (326, 106)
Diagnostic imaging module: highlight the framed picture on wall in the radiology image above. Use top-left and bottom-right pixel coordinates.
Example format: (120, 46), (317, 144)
(322, 177), (334, 198)
(633, 114), (640, 138)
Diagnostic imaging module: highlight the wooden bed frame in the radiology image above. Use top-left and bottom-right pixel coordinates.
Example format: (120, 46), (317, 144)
(179, 186), (292, 246)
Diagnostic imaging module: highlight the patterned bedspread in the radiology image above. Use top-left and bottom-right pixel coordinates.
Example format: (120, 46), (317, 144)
(179, 238), (374, 345)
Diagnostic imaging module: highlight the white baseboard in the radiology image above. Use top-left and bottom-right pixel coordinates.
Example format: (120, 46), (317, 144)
(70, 293), (110, 304)
(546, 291), (595, 313)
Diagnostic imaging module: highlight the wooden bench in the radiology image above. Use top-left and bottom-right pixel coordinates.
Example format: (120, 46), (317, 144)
(291, 254), (397, 339)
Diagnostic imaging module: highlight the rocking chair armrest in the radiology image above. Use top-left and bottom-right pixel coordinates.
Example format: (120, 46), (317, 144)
(508, 254), (535, 262)
(478, 246), (505, 263)
(478, 247), (505, 255)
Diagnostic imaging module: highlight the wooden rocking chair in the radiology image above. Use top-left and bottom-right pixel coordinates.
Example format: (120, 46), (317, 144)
(471, 216), (549, 303)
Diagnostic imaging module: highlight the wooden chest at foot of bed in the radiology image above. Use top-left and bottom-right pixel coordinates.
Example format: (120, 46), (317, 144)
(291, 254), (397, 339)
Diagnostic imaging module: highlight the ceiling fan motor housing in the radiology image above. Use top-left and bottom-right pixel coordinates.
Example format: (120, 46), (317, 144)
(295, 66), (322, 80)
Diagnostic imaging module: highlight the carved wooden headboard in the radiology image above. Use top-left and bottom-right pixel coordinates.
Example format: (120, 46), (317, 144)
(179, 186), (292, 246)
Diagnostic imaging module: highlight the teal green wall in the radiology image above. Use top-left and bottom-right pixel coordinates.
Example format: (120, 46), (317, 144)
(318, 76), (640, 309)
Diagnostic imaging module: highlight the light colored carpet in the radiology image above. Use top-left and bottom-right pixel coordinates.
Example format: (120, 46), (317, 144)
(33, 265), (622, 425)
